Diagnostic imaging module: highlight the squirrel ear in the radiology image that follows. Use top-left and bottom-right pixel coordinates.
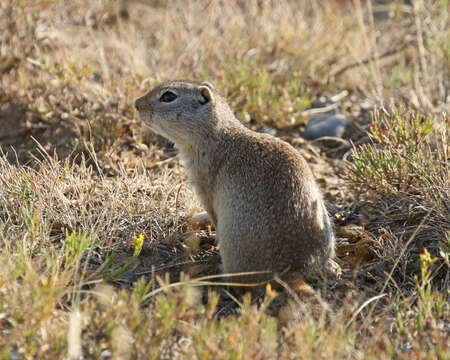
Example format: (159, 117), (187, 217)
(200, 82), (214, 90)
(199, 85), (213, 105)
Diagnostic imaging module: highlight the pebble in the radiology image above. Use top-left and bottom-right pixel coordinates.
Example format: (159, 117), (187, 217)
(301, 114), (349, 140)
(258, 127), (277, 136)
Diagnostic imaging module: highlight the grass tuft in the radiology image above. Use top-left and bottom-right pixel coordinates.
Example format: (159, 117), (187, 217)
(0, 0), (449, 358)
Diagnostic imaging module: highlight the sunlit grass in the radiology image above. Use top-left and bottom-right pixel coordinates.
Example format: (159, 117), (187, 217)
(0, 0), (449, 358)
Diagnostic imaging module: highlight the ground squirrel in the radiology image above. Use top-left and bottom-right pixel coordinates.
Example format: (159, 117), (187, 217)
(135, 80), (338, 287)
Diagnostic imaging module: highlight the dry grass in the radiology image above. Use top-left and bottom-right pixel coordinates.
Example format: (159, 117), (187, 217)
(0, 0), (449, 358)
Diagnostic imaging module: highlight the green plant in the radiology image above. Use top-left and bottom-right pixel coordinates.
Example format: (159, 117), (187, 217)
(394, 248), (448, 341)
(64, 230), (94, 268)
(349, 107), (444, 193)
(414, 249), (446, 327)
(20, 203), (41, 255)
(221, 61), (311, 128)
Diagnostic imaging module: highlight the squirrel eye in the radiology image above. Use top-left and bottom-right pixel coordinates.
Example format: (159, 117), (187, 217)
(159, 91), (177, 103)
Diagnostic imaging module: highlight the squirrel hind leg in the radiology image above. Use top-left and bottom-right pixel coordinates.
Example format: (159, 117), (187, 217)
(189, 211), (214, 229)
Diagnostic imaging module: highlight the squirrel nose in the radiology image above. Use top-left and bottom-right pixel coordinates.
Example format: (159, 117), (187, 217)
(134, 97), (145, 111)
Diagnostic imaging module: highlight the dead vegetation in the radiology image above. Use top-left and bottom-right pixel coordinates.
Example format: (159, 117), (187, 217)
(0, 0), (449, 359)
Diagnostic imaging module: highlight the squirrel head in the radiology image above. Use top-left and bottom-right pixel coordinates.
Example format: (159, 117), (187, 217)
(135, 80), (228, 147)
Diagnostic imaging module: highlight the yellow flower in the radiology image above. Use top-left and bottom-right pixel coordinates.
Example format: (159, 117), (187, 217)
(132, 233), (144, 248)
(265, 283), (277, 299)
(132, 233), (144, 257)
(419, 248), (438, 266)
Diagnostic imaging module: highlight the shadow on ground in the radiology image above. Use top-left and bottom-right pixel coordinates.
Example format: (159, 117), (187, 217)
(0, 98), (76, 165)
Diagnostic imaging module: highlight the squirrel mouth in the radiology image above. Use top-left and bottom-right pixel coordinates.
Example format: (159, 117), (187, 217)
(139, 113), (162, 135)
(138, 111), (153, 125)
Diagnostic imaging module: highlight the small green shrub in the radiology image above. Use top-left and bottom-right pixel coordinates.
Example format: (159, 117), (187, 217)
(349, 107), (447, 196)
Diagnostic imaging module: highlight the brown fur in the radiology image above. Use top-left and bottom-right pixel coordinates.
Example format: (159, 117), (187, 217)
(135, 80), (337, 285)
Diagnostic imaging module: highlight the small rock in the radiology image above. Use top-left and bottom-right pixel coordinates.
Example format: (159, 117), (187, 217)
(336, 224), (367, 243)
(9, 350), (22, 360)
(258, 127), (277, 136)
(301, 114), (349, 140)
(101, 349), (112, 359)
(121, 273), (137, 282)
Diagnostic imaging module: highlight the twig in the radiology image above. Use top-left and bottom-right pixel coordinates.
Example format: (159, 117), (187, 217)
(345, 293), (387, 328)
(149, 154), (180, 168)
(141, 271), (272, 302)
(298, 103), (338, 117)
(134, 259), (208, 276)
(311, 136), (350, 146)
(330, 90), (349, 103)
(223, 289), (243, 308)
